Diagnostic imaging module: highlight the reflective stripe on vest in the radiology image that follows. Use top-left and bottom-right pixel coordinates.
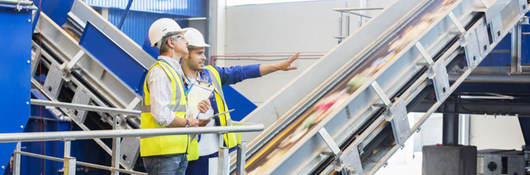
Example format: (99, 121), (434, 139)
(140, 61), (197, 158)
(141, 104), (186, 113)
(203, 65), (241, 148)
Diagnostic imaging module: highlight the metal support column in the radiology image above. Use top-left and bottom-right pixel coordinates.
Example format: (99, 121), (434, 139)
(12, 142), (21, 175)
(337, 10), (344, 43)
(111, 116), (120, 175)
(218, 133), (229, 175)
(64, 140), (76, 175)
(442, 102), (459, 145)
(359, 0), (366, 27)
(117, 0), (133, 29)
(208, 0), (226, 65)
(511, 21), (522, 73)
(236, 142), (246, 175)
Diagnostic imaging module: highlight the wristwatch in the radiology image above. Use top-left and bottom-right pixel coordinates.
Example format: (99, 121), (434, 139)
(185, 119), (190, 127)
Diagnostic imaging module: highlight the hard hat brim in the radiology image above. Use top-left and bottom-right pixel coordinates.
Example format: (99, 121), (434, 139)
(194, 43), (210, 47)
(151, 29), (189, 47)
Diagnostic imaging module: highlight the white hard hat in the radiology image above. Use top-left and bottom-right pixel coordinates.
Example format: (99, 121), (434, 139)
(148, 18), (186, 47)
(183, 27), (210, 47)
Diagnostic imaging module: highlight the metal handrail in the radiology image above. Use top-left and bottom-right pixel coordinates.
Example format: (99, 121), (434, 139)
(0, 0), (32, 5)
(8, 124), (263, 175)
(333, 7), (384, 12)
(27, 98), (261, 174)
(16, 151), (147, 175)
(30, 99), (141, 116)
(0, 125), (264, 143)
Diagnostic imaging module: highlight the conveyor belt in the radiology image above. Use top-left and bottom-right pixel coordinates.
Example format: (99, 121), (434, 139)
(239, 0), (529, 174)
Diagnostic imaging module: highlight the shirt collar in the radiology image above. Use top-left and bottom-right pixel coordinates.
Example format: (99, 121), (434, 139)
(157, 56), (184, 77)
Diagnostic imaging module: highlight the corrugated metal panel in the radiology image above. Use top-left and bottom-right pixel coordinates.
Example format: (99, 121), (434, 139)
(107, 9), (189, 46)
(83, 0), (206, 17)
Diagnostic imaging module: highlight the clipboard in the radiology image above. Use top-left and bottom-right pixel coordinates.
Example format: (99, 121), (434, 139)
(186, 83), (214, 119)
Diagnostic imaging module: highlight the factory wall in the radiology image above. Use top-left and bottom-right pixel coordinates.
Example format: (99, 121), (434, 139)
(470, 115), (525, 150)
(224, 0), (392, 106)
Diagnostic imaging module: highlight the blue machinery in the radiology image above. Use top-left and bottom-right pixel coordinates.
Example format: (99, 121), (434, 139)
(2, 0), (253, 174)
(0, 0), (529, 174)
(0, 1), (33, 174)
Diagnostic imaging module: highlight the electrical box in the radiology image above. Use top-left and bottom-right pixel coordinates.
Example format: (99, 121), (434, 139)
(423, 145), (477, 175)
(477, 149), (525, 175)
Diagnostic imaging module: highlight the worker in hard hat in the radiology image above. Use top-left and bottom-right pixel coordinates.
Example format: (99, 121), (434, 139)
(180, 27), (300, 175)
(140, 18), (211, 175)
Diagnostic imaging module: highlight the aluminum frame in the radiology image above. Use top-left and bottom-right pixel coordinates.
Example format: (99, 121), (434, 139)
(240, 0), (529, 174)
(34, 12), (144, 169)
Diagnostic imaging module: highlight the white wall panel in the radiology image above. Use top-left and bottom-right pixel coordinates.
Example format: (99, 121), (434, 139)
(224, 0), (389, 105)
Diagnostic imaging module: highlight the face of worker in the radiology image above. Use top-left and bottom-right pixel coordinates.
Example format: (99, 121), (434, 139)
(185, 47), (206, 71)
(170, 34), (189, 55)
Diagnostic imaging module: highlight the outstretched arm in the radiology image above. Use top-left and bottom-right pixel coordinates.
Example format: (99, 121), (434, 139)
(259, 52), (300, 76)
(214, 52), (300, 85)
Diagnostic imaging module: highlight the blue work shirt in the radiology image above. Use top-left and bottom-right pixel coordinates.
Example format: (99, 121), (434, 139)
(182, 64), (261, 115)
(214, 64), (262, 86)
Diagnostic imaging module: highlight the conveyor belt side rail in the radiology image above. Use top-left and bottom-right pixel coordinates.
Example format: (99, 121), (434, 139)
(240, 0), (529, 174)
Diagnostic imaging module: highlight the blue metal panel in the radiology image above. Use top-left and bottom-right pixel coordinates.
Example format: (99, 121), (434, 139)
(522, 23), (530, 65)
(79, 22), (146, 95)
(19, 121), (110, 175)
(222, 86), (257, 121)
(33, 0), (74, 26)
(84, 0), (206, 17)
(480, 12), (530, 66)
(0, 6), (32, 174)
(106, 8), (189, 46)
(479, 35), (512, 66)
(142, 36), (160, 58)
(13, 91), (109, 175)
(30, 89), (64, 120)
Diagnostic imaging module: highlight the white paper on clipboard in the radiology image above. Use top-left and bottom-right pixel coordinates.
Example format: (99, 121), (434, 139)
(186, 83), (214, 119)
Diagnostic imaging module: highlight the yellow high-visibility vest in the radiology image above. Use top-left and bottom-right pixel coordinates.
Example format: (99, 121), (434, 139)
(140, 60), (199, 160)
(204, 65), (241, 149)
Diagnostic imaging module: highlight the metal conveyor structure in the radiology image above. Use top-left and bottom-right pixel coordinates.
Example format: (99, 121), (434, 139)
(239, 0), (530, 174)
(31, 0), (155, 170)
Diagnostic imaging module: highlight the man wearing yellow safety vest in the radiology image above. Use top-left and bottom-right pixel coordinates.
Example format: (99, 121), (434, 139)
(180, 27), (300, 175)
(141, 18), (212, 175)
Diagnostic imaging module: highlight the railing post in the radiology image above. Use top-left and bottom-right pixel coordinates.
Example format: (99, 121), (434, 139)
(64, 140), (76, 175)
(511, 21), (522, 73)
(111, 116), (121, 175)
(236, 142), (246, 175)
(217, 133), (229, 175)
(12, 142), (21, 175)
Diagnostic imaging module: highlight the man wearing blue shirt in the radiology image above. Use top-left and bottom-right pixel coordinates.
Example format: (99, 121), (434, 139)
(180, 28), (299, 175)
